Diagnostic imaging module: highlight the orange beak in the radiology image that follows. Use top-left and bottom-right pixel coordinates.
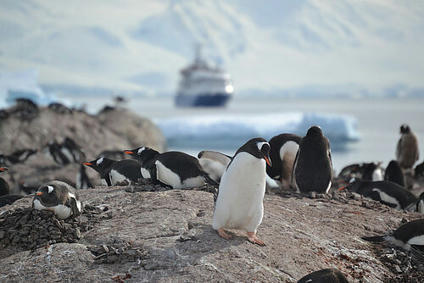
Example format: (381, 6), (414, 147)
(36, 192), (43, 196)
(0, 167), (8, 172)
(83, 162), (93, 166)
(124, 150), (134, 155)
(264, 156), (272, 167)
(338, 186), (347, 191)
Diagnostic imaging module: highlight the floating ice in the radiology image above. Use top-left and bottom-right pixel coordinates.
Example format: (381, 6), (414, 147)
(156, 112), (360, 151)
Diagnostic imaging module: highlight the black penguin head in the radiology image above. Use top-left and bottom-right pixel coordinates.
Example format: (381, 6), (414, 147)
(237, 138), (272, 166)
(35, 184), (60, 206)
(83, 157), (115, 175)
(124, 146), (159, 164)
(400, 124), (410, 134)
(306, 126), (323, 137)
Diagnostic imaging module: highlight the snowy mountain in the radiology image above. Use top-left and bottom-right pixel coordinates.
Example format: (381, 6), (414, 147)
(0, 0), (423, 98)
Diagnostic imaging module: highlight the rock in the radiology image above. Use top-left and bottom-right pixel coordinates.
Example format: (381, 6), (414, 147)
(1, 185), (423, 282)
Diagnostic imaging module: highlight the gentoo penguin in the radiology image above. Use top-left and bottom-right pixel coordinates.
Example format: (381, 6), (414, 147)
(267, 133), (301, 187)
(297, 268), (348, 283)
(76, 164), (93, 189)
(0, 167), (10, 196)
(396, 124), (419, 170)
(342, 180), (417, 210)
(84, 157), (141, 186)
(212, 138), (271, 246)
(293, 126), (333, 194)
(6, 149), (37, 164)
(416, 192), (424, 214)
(338, 162), (383, 182)
(125, 147), (216, 189)
(197, 150), (232, 183)
(362, 219), (424, 254)
(45, 140), (71, 165)
(384, 160), (405, 187)
(32, 181), (82, 219)
(61, 137), (84, 163)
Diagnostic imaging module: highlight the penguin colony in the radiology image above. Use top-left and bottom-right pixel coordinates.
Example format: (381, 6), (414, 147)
(1, 98), (424, 281)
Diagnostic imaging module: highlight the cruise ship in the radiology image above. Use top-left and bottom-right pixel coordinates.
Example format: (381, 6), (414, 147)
(175, 50), (234, 107)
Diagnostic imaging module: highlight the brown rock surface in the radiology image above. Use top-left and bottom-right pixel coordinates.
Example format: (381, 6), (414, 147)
(0, 187), (422, 282)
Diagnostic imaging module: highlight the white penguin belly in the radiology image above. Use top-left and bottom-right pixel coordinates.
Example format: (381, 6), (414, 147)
(213, 153), (266, 232)
(155, 160), (182, 188)
(33, 199), (72, 219)
(372, 188), (401, 209)
(199, 158), (227, 183)
(141, 167), (151, 179)
(372, 168), (384, 181)
(408, 235), (424, 246)
(280, 141), (298, 177)
(109, 169), (129, 185)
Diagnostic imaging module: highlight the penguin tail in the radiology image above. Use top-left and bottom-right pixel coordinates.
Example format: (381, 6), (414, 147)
(361, 235), (386, 243)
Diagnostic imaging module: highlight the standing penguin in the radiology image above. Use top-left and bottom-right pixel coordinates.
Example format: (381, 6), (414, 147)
(212, 138), (271, 245)
(125, 147), (216, 189)
(293, 126), (333, 194)
(267, 133), (301, 188)
(396, 124), (419, 170)
(84, 157), (141, 186)
(384, 160), (405, 187)
(32, 181), (82, 219)
(76, 164), (93, 189)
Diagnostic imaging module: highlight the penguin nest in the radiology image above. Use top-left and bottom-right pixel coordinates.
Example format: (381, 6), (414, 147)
(0, 207), (97, 252)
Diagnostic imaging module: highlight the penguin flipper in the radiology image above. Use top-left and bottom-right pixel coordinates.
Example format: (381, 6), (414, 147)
(361, 235), (386, 243)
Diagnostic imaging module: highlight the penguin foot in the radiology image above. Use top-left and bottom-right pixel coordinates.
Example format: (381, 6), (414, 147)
(247, 232), (265, 246)
(217, 228), (232, 240)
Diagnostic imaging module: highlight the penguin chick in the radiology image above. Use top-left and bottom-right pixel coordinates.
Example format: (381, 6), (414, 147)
(212, 137), (271, 246)
(267, 133), (301, 188)
(84, 157), (141, 186)
(293, 126), (333, 194)
(32, 181), (82, 219)
(297, 268), (348, 283)
(396, 124), (419, 170)
(197, 150), (232, 183)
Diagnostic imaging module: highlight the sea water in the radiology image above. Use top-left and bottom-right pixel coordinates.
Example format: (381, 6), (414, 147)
(70, 95), (424, 173)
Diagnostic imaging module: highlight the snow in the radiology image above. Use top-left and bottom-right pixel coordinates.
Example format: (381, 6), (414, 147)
(156, 112), (359, 151)
(0, 0), (423, 98)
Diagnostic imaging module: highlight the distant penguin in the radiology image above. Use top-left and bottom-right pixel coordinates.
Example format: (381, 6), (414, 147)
(45, 141), (71, 165)
(361, 162), (384, 181)
(32, 181), (82, 219)
(197, 150), (232, 183)
(297, 268), (348, 283)
(7, 149), (37, 164)
(76, 164), (93, 189)
(61, 137), (84, 163)
(125, 147), (215, 189)
(362, 219), (424, 255)
(0, 167), (10, 196)
(396, 124), (419, 170)
(416, 192), (424, 214)
(212, 138), (271, 245)
(97, 149), (127, 161)
(84, 157), (141, 186)
(384, 160), (405, 187)
(267, 133), (301, 187)
(342, 180), (417, 210)
(293, 126), (333, 194)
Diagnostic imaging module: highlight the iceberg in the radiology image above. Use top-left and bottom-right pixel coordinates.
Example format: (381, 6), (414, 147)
(156, 112), (360, 151)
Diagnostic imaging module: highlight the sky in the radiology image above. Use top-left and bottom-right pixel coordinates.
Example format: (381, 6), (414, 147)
(0, 0), (424, 97)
